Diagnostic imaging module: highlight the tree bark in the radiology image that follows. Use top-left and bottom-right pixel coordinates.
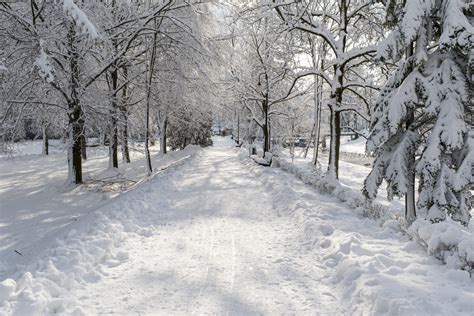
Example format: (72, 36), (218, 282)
(312, 55), (324, 166)
(405, 109), (416, 222)
(67, 23), (82, 184)
(120, 67), (130, 163)
(237, 111), (240, 144)
(308, 37), (324, 165)
(405, 43), (416, 222)
(327, 1), (347, 179)
(312, 91), (322, 166)
(144, 104), (152, 174)
(109, 62), (119, 169)
(327, 108), (341, 178)
(160, 118), (167, 155)
(120, 108), (130, 163)
(68, 115), (83, 185)
(144, 18), (158, 175)
(262, 96), (270, 156)
(42, 125), (48, 155)
(80, 132), (86, 160)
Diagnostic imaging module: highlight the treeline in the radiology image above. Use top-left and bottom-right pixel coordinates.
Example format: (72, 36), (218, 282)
(224, 0), (473, 226)
(0, 0), (218, 183)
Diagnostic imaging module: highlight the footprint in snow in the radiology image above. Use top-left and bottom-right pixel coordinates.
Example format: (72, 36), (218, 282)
(318, 224), (335, 236)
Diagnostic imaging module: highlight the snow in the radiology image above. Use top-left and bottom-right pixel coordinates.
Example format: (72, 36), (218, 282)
(270, 145), (474, 271)
(340, 136), (366, 155)
(34, 40), (54, 83)
(0, 140), (198, 281)
(250, 152), (273, 166)
(0, 137), (472, 314)
(241, 145), (474, 315)
(62, 0), (98, 39)
(373, 0), (473, 226)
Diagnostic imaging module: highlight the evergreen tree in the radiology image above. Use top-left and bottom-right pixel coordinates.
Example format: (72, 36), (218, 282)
(364, 0), (473, 225)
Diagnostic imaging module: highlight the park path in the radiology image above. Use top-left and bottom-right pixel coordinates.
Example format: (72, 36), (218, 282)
(70, 138), (343, 315)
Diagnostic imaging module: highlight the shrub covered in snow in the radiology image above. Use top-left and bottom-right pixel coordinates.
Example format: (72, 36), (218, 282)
(260, 154), (474, 272)
(409, 219), (474, 271)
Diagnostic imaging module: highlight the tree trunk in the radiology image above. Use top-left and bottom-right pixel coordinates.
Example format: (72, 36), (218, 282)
(312, 69), (323, 166)
(262, 96), (270, 157)
(310, 38), (324, 166)
(327, 60), (344, 178)
(303, 124), (314, 159)
(66, 23), (82, 184)
(144, 105), (152, 174)
(405, 44), (416, 222)
(80, 132), (86, 160)
(101, 131), (107, 146)
(109, 63), (119, 169)
(263, 122), (269, 155)
(120, 108), (130, 163)
(109, 116), (118, 169)
(120, 67), (131, 163)
(290, 119), (295, 163)
(160, 118), (167, 155)
(405, 112), (416, 221)
(42, 125), (48, 155)
(313, 98), (322, 166)
(236, 111), (240, 144)
(144, 18), (158, 175)
(327, 2), (346, 179)
(327, 108), (341, 178)
(68, 101), (83, 184)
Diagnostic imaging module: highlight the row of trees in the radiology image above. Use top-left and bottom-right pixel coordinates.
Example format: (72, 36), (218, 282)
(1, 0), (472, 227)
(223, 0), (472, 226)
(0, 0), (217, 184)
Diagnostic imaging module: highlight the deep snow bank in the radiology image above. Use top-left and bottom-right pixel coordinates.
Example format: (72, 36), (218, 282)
(0, 146), (200, 315)
(268, 155), (474, 273)
(238, 150), (473, 314)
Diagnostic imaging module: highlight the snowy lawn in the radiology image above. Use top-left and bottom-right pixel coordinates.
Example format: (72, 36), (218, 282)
(0, 140), (197, 280)
(0, 137), (472, 315)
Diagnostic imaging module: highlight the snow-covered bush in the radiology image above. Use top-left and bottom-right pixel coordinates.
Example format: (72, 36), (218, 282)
(264, 153), (474, 272)
(409, 219), (474, 271)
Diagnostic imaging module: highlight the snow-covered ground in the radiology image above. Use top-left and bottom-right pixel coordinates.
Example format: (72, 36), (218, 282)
(0, 140), (196, 280)
(340, 136), (367, 155)
(0, 137), (472, 315)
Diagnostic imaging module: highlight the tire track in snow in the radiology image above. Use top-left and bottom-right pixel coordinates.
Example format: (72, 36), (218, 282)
(229, 231), (235, 294)
(198, 222), (215, 297)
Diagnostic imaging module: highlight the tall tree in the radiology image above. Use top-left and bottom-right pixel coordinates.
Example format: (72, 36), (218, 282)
(364, 0), (473, 226)
(229, 8), (303, 157)
(272, 0), (383, 178)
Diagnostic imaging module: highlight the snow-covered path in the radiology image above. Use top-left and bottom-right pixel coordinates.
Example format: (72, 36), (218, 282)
(3, 138), (472, 315)
(70, 138), (344, 315)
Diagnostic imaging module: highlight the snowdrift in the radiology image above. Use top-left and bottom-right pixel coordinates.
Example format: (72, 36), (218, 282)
(270, 155), (474, 273)
(238, 150), (473, 314)
(0, 146), (200, 315)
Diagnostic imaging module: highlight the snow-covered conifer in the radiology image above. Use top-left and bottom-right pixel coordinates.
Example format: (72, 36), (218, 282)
(364, 0), (473, 225)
